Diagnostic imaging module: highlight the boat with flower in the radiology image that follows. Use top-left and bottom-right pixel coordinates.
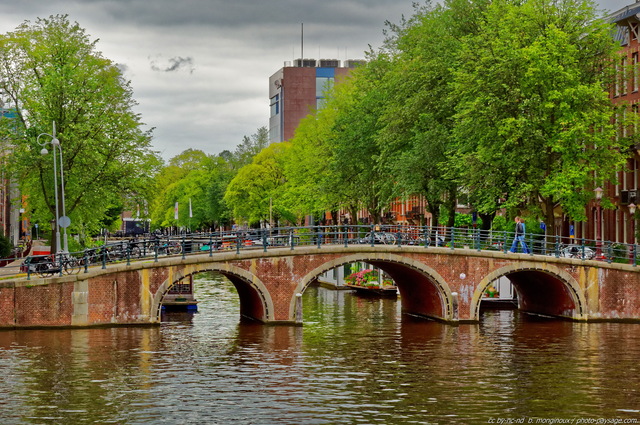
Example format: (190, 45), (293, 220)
(344, 268), (398, 297)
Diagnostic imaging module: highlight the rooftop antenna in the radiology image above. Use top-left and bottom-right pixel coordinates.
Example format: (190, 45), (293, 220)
(301, 23), (304, 67)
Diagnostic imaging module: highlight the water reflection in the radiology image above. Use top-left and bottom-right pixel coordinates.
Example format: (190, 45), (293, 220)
(0, 274), (639, 424)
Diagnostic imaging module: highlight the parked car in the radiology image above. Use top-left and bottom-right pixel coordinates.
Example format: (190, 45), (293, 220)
(559, 244), (596, 260)
(417, 235), (446, 247)
(358, 232), (398, 245)
(20, 255), (52, 273)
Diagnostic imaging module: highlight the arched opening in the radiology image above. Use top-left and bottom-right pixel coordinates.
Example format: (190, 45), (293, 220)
(473, 266), (585, 322)
(508, 270), (579, 318)
(294, 254), (454, 323)
(153, 265), (274, 324)
(160, 272), (241, 324)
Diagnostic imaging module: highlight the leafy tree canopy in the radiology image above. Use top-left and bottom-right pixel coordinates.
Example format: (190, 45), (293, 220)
(0, 15), (161, 244)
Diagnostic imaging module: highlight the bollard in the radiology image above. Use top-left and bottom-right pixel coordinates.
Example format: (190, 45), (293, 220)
(529, 234), (534, 256)
(26, 256), (31, 280)
(263, 230), (268, 253)
(451, 291), (459, 321)
(344, 227), (348, 247)
(503, 231), (508, 254)
(295, 293), (303, 325)
(424, 226), (429, 248)
(370, 224), (375, 247)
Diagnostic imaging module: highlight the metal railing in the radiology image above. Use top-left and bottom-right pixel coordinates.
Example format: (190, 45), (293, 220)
(19, 225), (640, 280)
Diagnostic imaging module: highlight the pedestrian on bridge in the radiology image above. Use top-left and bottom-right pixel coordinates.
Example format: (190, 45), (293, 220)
(509, 216), (529, 254)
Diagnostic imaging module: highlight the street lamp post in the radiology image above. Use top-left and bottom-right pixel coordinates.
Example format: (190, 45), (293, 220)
(630, 203), (637, 245)
(37, 121), (69, 253)
(594, 187), (603, 259)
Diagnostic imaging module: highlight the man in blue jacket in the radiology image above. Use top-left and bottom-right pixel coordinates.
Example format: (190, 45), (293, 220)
(509, 216), (529, 254)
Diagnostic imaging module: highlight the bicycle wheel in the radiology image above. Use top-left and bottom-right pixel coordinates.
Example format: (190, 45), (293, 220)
(168, 242), (182, 255)
(64, 258), (81, 275)
(37, 263), (56, 278)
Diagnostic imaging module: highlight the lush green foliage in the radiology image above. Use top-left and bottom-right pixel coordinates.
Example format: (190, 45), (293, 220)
(149, 128), (270, 230)
(266, 0), (626, 228)
(452, 0), (627, 224)
(0, 232), (12, 258)
(224, 142), (290, 225)
(149, 0), (628, 230)
(0, 15), (161, 242)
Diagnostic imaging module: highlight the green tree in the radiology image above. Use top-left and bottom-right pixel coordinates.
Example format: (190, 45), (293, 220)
(224, 142), (290, 226)
(0, 15), (160, 249)
(323, 58), (393, 224)
(376, 2), (467, 229)
(229, 126), (270, 169)
(0, 232), (12, 258)
(452, 0), (627, 225)
(282, 90), (347, 224)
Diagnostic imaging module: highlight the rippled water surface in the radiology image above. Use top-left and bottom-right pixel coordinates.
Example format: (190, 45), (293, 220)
(1, 272), (640, 424)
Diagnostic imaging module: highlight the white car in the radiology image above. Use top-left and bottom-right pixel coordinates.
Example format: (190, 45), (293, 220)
(559, 244), (595, 260)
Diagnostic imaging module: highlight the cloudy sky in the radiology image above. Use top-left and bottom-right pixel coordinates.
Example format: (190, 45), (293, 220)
(0, 0), (633, 160)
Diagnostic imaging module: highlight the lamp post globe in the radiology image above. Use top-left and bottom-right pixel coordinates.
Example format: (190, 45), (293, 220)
(594, 187), (603, 259)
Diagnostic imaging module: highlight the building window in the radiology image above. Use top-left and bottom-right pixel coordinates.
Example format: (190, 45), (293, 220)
(634, 52), (639, 92)
(622, 57), (628, 96)
(316, 77), (334, 99)
(615, 61), (620, 97)
(270, 94), (279, 117)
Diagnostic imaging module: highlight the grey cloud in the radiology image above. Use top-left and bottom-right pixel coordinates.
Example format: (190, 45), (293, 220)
(149, 56), (195, 74)
(97, 0), (414, 28)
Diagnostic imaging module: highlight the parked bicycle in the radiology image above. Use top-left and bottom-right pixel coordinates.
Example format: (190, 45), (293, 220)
(150, 234), (182, 255)
(26, 253), (81, 278)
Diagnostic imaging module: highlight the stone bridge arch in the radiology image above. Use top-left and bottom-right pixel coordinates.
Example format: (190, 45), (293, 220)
(471, 262), (587, 321)
(292, 253), (456, 322)
(151, 262), (275, 323)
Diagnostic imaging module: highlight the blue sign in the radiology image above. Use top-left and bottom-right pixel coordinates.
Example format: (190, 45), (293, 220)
(540, 222), (546, 231)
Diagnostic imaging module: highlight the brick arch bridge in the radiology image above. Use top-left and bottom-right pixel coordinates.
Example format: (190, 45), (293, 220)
(1, 245), (638, 328)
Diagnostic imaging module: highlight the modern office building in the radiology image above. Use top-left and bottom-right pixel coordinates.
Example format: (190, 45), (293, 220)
(268, 58), (364, 143)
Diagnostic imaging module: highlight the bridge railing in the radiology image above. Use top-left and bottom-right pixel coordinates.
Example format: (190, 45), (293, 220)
(20, 225), (639, 279)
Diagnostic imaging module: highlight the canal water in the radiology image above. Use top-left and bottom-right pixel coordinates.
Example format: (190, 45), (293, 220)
(1, 272), (639, 424)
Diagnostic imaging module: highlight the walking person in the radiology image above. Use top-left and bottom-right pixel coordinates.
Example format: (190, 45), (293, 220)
(509, 216), (529, 253)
